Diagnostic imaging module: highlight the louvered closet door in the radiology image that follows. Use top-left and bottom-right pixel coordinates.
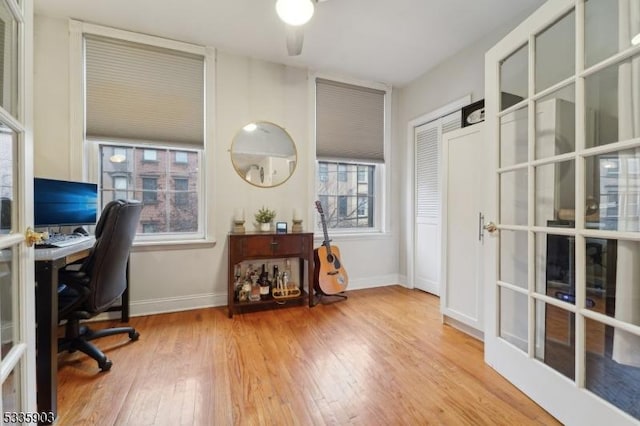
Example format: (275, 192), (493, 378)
(414, 111), (460, 295)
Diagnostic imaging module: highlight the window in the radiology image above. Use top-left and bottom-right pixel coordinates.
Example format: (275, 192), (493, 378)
(174, 178), (189, 206)
(113, 175), (128, 200)
(357, 197), (367, 216)
(317, 161), (375, 228)
(143, 149), (157, 161)
(338, 196), (348, 217)
(142, 177), (158, 204)
(315, 78), (386, 231)
(81, 26), (207, 241)
(357, 166), (367, 183)
(338, 164), (347, 182)
(319, 163), (328, 182)
(142, 223), (157, 233)
(175, 151), (188, 164)
(112, 147), (127, 162)
(99, 145), (201, 233)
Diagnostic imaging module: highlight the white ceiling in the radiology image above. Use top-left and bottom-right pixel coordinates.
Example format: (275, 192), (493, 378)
(34, 0), (546, 87)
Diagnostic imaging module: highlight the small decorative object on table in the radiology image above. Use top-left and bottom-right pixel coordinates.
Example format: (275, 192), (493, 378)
(272, 269), (301, 299)
(254, 207), (276, 232)
(292, 208), (303, 233)
(233, 220), (245, 233)
(233, 208), (245, 233)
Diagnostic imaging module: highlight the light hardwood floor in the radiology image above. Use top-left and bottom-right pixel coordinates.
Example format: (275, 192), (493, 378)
(57, 286), (559, 425)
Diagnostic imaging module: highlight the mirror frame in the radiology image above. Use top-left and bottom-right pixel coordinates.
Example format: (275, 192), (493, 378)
(230, 121), (298, 188)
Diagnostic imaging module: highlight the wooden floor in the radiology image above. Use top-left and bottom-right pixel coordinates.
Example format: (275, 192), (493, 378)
(57, 286), (559, 425)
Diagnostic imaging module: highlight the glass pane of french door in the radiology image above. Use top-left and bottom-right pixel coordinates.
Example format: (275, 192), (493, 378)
(1, 246), (17, 359)
(535, 10), (575, 92)
(0, 0), (19, 117)
(2, 360), (22, 414)
(585, 318), (640, 418)
(499, 44), (528, 110)
(584, 0), (640, 68)
(0, 122), (27, 417)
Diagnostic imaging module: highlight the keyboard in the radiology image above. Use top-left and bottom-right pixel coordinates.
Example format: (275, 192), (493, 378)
(35, 234), (92, 249)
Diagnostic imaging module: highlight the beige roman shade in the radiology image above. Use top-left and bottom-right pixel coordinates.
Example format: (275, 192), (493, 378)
(315, 78), (385, 162)
(84, 35), (204, 147)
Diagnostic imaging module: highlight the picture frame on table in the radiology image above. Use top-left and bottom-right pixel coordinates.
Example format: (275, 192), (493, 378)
(276, 221), (288, 233)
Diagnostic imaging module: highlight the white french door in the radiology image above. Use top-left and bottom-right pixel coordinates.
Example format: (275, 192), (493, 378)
(0, 0), (36, 420)
(485, 0), (640, 423)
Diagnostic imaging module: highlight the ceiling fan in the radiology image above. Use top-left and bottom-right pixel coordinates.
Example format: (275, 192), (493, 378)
(275, 0), (328, 56)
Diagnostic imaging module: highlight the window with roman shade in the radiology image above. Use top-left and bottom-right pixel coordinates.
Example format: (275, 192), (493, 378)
(84, 32), (206, 240)
(316, 78), (385, 162)
(315, 78), (387, 231)
(85, 35), (204, 147)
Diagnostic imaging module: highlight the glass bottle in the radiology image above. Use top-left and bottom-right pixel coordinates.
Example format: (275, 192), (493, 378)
(259, 263), (270, 298)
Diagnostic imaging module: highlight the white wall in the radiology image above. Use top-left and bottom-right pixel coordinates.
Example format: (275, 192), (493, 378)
(396, 10), (536, 282)
(33, 15), (401, 315)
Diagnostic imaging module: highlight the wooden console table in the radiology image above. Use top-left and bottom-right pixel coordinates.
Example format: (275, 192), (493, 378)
(227, 232), (314, 317)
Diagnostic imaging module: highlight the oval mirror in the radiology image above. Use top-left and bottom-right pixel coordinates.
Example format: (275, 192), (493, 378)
(230, 121), (297, 188)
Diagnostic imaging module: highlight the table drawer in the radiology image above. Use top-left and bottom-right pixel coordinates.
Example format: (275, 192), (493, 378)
(242, 235), (303, 257)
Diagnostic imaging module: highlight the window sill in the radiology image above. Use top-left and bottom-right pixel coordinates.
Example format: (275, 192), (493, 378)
(313, 230), (391, 244)
(132, 237), (216, 252)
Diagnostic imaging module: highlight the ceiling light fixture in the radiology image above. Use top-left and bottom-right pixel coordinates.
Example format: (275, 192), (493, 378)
(276, 0), (315, 26)
(109, 154), (126, 163)
(633, 33), (640, 45)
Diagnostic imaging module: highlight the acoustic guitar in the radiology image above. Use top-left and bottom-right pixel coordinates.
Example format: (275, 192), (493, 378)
(313, 200), (348, 295)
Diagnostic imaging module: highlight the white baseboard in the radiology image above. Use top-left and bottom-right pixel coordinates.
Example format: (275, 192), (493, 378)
(347, 274), (401, 291)
(91, 293), (227, 321)
(443, 315), (484, 341)
(397, 274), (408, 287)
(130, 293), (227, 317)
(93, 275), (402, 320)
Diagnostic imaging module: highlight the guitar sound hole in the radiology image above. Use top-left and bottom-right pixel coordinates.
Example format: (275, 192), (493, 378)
(326, 254), (341, 269)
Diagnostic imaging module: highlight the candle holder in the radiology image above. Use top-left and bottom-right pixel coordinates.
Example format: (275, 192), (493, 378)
(292, 219), (303, 233)
(233, 219), (245, 234)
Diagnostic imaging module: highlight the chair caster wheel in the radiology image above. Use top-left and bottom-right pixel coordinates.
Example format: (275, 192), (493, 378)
(99, 359), (112, 372)
(129, 331), (140, 341)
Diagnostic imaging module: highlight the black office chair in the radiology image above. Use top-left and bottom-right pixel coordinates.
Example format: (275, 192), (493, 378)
(58, 199), (142, 372)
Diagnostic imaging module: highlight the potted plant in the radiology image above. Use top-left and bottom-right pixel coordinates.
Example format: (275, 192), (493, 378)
(254, 207), (276, 231)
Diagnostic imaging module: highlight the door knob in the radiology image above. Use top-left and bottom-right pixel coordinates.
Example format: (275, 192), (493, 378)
(25, 227), (47, 247)
(483, 222), (498, 233)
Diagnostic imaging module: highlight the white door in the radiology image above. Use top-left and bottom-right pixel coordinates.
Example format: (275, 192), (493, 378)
(414, 111), (461, 295)
(441, 124), (486, 337)
(485, 0), (640, 423)
(0, 0), (36, 419)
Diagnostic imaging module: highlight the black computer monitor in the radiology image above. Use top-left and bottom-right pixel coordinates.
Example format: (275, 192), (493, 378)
(34, 178), (98, 227)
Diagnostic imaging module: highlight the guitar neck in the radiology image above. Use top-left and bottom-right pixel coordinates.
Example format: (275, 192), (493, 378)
(319, 212), (333, 256)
